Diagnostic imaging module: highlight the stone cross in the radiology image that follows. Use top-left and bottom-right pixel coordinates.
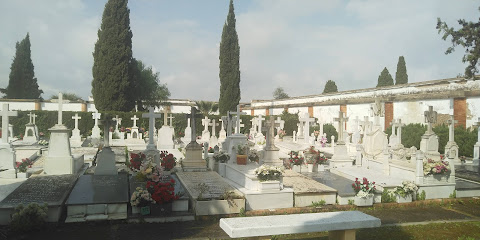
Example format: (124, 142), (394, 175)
(390, 119), (398, 136)
(230, 105), (247, 134)
(300, 113), (315, 142)
(353, 116), (360, 132)
(32, 113), (37, 125)
(52, 93), (70, 125)
(72, 113), (81, 130)
(162, 107), (170, 126)
(447, 115), (458, 143)
(424, 106), (437, 135)
(334, 111), (349, 145)
(131, 115), (139, 128)
(257, 114), (266, 133)
(112, 115), (121, 131)
(317, 118), (324, 136)
(250, 117), (258, 130)
(186, 106), (202, 143)
(397, 119), (405, 142)
(92, 111), (101, 127)
(263, 116), (280, 150)
(360, 116), (371, 134)
(142, 107), (162, 149)
(219, 117), (225, 132)
(27, 112), (34, 124)
(235, 118), (244, 134)
(201, 116), (210, 132)
(223, 115), (233, 136)
(1, 104), (17, 144)
(168, 115), (175, 127)
(370, 99), (384, 126)
(275, 116), (285, 132)
(210, 119), (219, 137)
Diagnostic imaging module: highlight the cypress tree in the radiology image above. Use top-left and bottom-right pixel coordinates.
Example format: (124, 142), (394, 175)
(323, 80), (338, 94)
(92, 0), (134, 111)
(395, 56), (408, 85)
(4, 33), (43, 99)
(377, 67), (394, 87)
(219, 0), (241, 114)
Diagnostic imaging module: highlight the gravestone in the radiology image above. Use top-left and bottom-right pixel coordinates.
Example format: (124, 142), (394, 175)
(182, 107), (207, 171)
(218, 117), (227, 143)
(142, 107), (161, 163)
(182, 118), (192, 144)
(389, 119), (399, 147)
(420, 106), (441, 161)
(473, 118), (480, 165)
(330, 111), (352, 167)
(157, 108), (174, 149)
(351, 116), (361, 145)
(65, 173), (128, 222)
(274, 116), (285, 140)
(299, 113), (315, 144)
(255, 114), (265, 142)
(0, 174), (78, 224)
(445, 115), (460, 164)
(44, 93), (84, 175)
(263, 116), (281, 166)
(225, 106), (248, 163)
(0, 104), (17, 171)
(250, 117), (258, 139)
(70, 113), (83, 147)
(390, 119), (407, 161)
(209, 119), (219, 147)
(129, 115), (141, 140)
(201, 116), (211, 142)
(23, 112), (39, 142)
(363, 101), (388, 162)
(235, 118), (244, 134)
(91, 111), (101, 139)
(112, 115), (123, 140)
(95, 116), (118, 176)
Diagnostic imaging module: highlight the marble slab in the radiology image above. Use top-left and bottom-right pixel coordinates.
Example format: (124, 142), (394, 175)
(66, 173), (128, 205)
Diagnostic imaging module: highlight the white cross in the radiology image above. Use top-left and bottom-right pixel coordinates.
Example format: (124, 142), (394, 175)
(201, 116), (210, 132)
(92, 111), (101, 127)
(300, 113), (315, 142)
(235, 118), (244, 134)
(32, 113), (37, 125)
(230, 105), (247, 134)
(1, 104), (17, 144)
(52, 93), (69, 125)
(131, 115), (139, 128)
(210, 119), (219, 137)
(72, 113), (81, 130)
(142, 107), (162, 149)
(162, 107), (170, 126)
(27, 112), (34, 124)
(424, 106), (437, 134)
(275, 116), (285, 130)
(334, 111), (349, 145)
(112, 115), (122, 131)
(257, 114), (266, 133)
(168, 115), (174, 127)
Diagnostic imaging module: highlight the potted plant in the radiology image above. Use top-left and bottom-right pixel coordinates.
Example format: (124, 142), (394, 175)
(289, 151), (304, 172)
(145, 178), (179, 215)
(277, 129), (286, 141)
(304, 146), (319, 172)
(254, 164), (284, 182)
(248, 149), (260, 163)
(423, 158), (451, 183)
(317, 153), (328, 172)
(15, 158), (33, 178)
(351, 177), (376, 206)
(160, 151), (177, 172)
(213, 151), (230, 177)
(394, 181), (418, 203)
(130, 187), (156, 215)
(236, 144), (248, 165)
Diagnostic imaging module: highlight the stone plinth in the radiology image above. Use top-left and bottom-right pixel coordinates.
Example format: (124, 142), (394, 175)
(0, 143), (15, 170)
(445, 141), (460, 164)
(157, 126), (174, 149)
(44, 125), (84, 175)
(91, 126), (101, 139)
(330, 144), (352, 168)
(182, 142), (207, 171)
(420, 133), (441, 161)
(263, 149), (282, 166)
(94, 147), (118, 175)
(23, 123), (38, 143)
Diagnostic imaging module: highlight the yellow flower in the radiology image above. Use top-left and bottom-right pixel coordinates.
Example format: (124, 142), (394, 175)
(145, 168), (152, 174)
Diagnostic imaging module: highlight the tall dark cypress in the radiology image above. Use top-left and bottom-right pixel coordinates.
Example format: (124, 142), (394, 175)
(219, 0), (241, 114)
(5, 33), (43, 99)
(92, 0), (134, 111)
(395, 56), (408, 85)
(377, 67), (394, 87)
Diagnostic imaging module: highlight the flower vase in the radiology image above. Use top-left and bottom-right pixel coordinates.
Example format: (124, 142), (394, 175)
(218, 163), (226, 177)
(424, 174), (449, 184)
(16, 172), (28, 178)
(396, 194), (412, 203)
(292, 165), (301, 173)
(237, 155), (247, 165)
(354, 195), (374, 206)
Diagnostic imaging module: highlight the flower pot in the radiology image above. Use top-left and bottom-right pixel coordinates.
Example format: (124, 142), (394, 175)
(354, 196), (374, 206)
(292, 165), (301, 173)
(424, 174), (449, 184)
(307, 164), (315, 172)
(237, 155), (247, 165)
(396, 194), (412, 203)
(16, 172), (28, 178)
(317, 164), (325, 172)
(218, 163), (226, 177)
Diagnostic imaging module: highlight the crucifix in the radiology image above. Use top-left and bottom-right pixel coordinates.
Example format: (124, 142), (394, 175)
(168, 115), (175, 127)
(51, 93), (70, 125)
(112, 115), (122, 132)
(447, 115), (458, 143)
(235, 118), (244, 134)
(275, 116), (285, 132)
(263, 116), (280, 150)
(27, 112), (34, 124)
(300, 113), (315, 143)
(131, 115), (139, 128)
(257, 114), (265, 133)
(186, 106), (202, 143)
(230, 105), (247, 134)
(142, 107), (162, 150)
(1, 104), (17, 144)
(334, 111), (349, 145)
(92, 111), (101, 127)
(201, 116), (210, 132)
(32, 113), (37, 125)
(209, 119), (219, 137)
(424, 106), (437, 135)
(162, 107), (170, 126)
(72, 113), (81, 130)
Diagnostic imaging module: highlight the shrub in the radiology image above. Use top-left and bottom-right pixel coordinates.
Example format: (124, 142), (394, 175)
(10, 203), (48, 232)
(381, 189), (396, 203)
(278, 110), (299, 136)
(323, 124), (338, 143)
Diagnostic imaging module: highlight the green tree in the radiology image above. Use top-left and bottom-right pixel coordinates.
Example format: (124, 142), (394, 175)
(395, 56), (408, 85)
(377, 67), (394, 87)
(130, 58), (170, 109)
(323, 80), (338, 94)
(273, 87), (289, 99)
(3, 33), (43, 99)
(437, 7), (480, 79)
(195, 101), (218, 116)
(219, 0), (241, 114)
(50, 92), (83, 101)
(92, 0), (134, 111)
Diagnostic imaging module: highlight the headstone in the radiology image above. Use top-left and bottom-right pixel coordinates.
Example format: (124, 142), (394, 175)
(112, 115), (122, 138)
(255, 114), (266, 139)
(250, 117), (258, 139)
(334, 112), (348, 145)
(182, 107), (207, 171)
(472, 118), (480, 165)
(182, 117), (192, 144)
(299, 113), (315, 144)
(157, 110), (174, 149)
(225, 106), (248, 163)
(330, 111), (352, 167)
(0, 104), (17, 170)
(218, 117), (227, 143)
(142, 107), (162, 163)
(70, 113), (82, 147)
(95, 116), (118, 176)
(128, 115), (142, 140)
(44, 93), (84, 175)
(23, 112), (39, 142)
(445, 115), (460, 164)
(262, 116), (281, 166)
(370, 99), (385, 127)
(91, 111), (102, 139)
(209, 119), (219, 147)
(420, 106), (441, 160)
(31, 113), (39, 138)
(201, 116), (211, 142)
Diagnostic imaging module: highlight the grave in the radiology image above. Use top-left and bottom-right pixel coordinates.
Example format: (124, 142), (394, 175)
(362, 101), (388, 172)
(181, 107), (207, 171)
(274, 116), (285, 141)
(218, 117), (227, 145)
(209, 119), (219, 147)
(299, 113), (315, 145)
(420, 106), (441, 161)
(110, 115), (125, 146)
(223, 106), (247, 163)
(70, 113), (83, 147)
(254, 114), (265, 144)
(65, 173), (128, 222)
(0, 174), (78, 224)
(282, 170), (337, 207)
(445, 115), (460, 164)
(330, 111), (352, 168)
(43, 93), (84, 175)
(262, 116), (282, 166)
(91, 111), (101, 140)
(176, 171), (245, 215)
(201, 116), (211, 143)
(0, 104), (17, 177)
(125, 115), (146, 149)
(94, 116), (118, 176)
(157, 108), (174, 150)
(22, 112), (39, 143)
(182, 118), (192, 144)
(249, 117), (257, 139)
(142, 107), (162, 163)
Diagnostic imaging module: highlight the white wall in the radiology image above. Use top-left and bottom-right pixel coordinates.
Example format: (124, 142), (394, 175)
(394, 99), (451, 126)
(467, 96), (480, 128)
(2, 101), (36, 111)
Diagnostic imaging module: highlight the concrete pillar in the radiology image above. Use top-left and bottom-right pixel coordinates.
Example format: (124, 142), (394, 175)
(34, 101), (41, 111)
(384, 102), (393, 131)
(251, 109), (254, 116)
(308, 106), (314, 117)
(453, 98), (466, 128)
(81, 102), (87, 112)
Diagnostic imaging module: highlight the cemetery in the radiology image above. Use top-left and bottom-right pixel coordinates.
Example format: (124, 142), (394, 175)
(1, 0), (480, 239)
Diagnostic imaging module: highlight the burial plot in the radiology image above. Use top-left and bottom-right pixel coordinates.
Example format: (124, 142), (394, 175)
(0, 104), (17, 175)
(182, 107), (207, 171)
(262, 116), (282, 166)
(0, 174), (77, 224)
(22, 112), (39, 143)
(65, 173), (128, 222)
(157, 108), (174, 149)
(330, 111), (353, 168)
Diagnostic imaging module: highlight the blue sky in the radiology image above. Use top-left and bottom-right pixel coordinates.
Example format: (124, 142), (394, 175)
(0, 0), (478, 102)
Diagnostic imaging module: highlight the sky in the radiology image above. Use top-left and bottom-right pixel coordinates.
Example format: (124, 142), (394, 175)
(0, 0), (478, 103)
